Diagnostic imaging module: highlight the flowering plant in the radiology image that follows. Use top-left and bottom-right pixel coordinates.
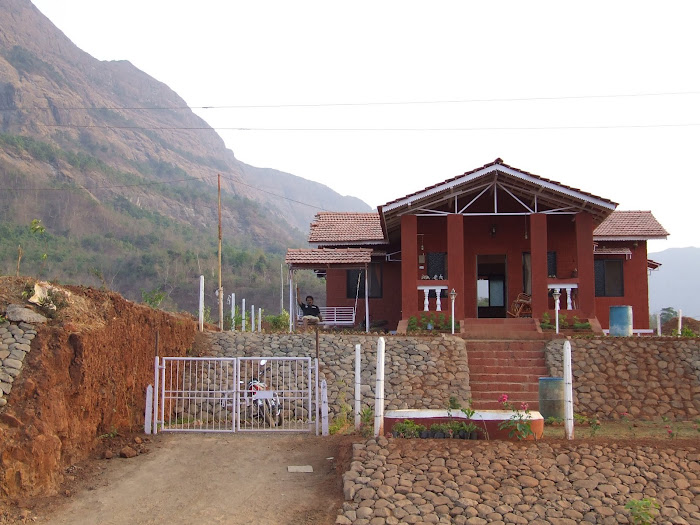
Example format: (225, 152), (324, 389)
(497, 394), (536, 440)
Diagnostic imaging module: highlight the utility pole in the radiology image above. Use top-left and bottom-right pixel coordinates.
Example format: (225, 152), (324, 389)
(218, 174), (223, 332)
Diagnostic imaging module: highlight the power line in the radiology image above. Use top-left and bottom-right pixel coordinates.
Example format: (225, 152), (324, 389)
(3, 90), (700, 111)
(4, 174), (216, 192)
(4, 169), (327, 211)
(37, 122), (700, 131)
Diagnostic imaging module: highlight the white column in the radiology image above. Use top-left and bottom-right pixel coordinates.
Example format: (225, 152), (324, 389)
(423, 289), (430, 311)
(231, 293), (236, 331)
(321, 380), (329, 436)
(563, 340), (574, 440)
(373, 337), (385, 437)
(354, 344), (361, 430)
(435, 288), (442, 312)
(198, 275), (204, 332)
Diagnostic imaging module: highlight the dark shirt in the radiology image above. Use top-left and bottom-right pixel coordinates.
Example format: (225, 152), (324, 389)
(299, 302), (321, 317)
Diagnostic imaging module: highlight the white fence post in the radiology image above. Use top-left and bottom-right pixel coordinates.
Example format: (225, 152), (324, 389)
(373, 337), (385, 437)
(657, 313), (661, 336)
(198, 275), (204, 332)
(144, 384), (153, 434)
(153, 356), (160, 435)
(258, 308), (262, 332)
(354, 344), (361, 430)
(321, 379), (329, 436)
(564, 340), (574, 440)
(242, 299), (246, 332)
(678, 309), (683, 336)
(231, 293), (236, 331)
(251, 305), (255, 333)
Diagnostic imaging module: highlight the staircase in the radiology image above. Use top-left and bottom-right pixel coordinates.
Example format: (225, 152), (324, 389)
(460, 318), (546, 340)
(466, 340), (549, 411)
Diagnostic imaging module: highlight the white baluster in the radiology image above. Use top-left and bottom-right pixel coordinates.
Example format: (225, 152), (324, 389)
(566, 288), (573, 310)
(435, 288), (442, 311)
(423, 289), (430, 311)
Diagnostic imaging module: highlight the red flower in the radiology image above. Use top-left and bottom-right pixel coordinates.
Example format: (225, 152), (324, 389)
(498, 394), (509, 404)
(520, 402), (529, 411)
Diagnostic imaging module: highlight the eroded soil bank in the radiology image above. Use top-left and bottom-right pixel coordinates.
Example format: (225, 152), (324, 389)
(0, 277), (198, 504)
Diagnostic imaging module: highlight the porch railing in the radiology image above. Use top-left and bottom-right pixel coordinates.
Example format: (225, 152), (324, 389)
(417, 284), (448, 312)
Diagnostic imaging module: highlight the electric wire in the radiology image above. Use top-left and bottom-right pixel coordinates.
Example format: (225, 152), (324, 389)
(2, 90), (699, 111)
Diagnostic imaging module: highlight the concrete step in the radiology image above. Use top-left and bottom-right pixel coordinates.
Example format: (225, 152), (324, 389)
(470, 381), (540, 393)
(468, 357), (547, 368)
(470, 365), (549, 375)
(472, 399), (540, 410)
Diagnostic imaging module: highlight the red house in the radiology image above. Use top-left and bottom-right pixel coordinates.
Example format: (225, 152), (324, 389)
(285, 159), (668, 335)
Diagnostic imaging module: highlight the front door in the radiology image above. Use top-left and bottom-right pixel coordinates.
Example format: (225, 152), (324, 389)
(477, 255), (506, 318)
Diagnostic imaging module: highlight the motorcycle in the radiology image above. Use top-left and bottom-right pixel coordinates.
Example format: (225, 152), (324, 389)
(244, 360), (282, 427)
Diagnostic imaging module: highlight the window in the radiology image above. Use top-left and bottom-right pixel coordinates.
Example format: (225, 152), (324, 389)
(347, 263), (383, 299)
(594, 259), (624, 297)
(426, 252), (447, 279)
(547, 251), (557, 278)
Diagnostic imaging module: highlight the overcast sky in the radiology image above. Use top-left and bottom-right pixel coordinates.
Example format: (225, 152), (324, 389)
(31, 1), (700, 252)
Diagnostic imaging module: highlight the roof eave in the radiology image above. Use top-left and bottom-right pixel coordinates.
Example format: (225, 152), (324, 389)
(381, 164), (618, 213)
(593, 235), (668, 241)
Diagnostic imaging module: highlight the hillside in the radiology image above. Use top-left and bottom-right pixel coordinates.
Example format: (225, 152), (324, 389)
(648, 246), (700, 318)
(0, 0), (369, 314)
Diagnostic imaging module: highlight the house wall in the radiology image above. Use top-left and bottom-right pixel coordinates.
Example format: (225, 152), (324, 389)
(594, 240), (651, 329)
(325, 260), (402, 329)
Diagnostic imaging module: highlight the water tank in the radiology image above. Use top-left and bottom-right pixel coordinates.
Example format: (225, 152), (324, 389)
(538, 377), (565, 420)
(609, 305), (633, 336)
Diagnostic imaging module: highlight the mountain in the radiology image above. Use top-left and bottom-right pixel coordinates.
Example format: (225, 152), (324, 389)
(648, 247), (700, 319)
(0, 0), (370, 314)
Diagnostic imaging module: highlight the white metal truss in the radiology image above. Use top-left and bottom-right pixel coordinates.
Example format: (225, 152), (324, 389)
(412, 176), (584, 218)
(153, 356), (317, 434)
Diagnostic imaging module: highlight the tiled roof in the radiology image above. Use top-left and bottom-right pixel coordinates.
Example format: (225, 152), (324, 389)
(381, 158), (618, 209)
(285, 248), (373, 266)
(308, 212), (385, 244)
(593, 211), (669, 239)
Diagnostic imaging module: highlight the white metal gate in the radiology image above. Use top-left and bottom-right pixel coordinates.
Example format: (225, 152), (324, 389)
(153, 356), (317, 433)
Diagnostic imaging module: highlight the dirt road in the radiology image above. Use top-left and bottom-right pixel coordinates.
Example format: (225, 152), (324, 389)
(32, 433), (353, 525)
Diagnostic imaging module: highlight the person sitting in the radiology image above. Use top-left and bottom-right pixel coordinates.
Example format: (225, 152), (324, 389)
(296, 287), (323, 327)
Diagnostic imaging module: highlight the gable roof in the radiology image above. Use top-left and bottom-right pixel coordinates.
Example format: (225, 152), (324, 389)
(378, 158), (618, 233)
(309, 212), (386, 246)
(285, 248), (373, 268)
(593, 211), (669, 240)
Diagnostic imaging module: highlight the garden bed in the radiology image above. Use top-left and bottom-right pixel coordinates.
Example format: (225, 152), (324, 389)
(384, 409), (544, 440)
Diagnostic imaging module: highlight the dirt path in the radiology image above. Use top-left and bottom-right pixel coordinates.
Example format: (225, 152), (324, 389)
(30, 433), (353, 525)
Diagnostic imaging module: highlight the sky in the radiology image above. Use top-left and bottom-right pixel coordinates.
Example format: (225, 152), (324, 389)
(31, 1), (700, 252)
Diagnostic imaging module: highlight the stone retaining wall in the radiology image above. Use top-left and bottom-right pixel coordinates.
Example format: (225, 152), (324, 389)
(0, 321), (36, 407)
(545, 338), (700, 420)
(339, 437), (700, 524)
(205, 332), (472, 418)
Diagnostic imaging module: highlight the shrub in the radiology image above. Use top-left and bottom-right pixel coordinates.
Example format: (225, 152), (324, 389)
(392, 419), (425, 438)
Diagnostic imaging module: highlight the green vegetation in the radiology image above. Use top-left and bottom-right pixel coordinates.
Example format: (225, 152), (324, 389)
(625, 498), (660, 524)
(407, 313), (459, 332)
(391, 419), (426, 438)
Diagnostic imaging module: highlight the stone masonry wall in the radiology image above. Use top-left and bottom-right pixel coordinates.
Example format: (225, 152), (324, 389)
(0, 321), (35, 408)
(205, 332), (472, 418)
(545, 338), (700, 420)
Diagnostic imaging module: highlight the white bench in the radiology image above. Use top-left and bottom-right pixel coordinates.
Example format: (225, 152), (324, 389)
(297, 306), (356, 326)
(603, 328), (655, 336)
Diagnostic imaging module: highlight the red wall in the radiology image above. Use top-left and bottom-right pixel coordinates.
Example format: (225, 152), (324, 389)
(594, 241), (650, 329)
(325, 261), (402, 329)
(323, 215), (652, 332)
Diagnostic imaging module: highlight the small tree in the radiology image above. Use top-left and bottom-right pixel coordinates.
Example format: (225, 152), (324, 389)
(660, 307), (678, 326)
